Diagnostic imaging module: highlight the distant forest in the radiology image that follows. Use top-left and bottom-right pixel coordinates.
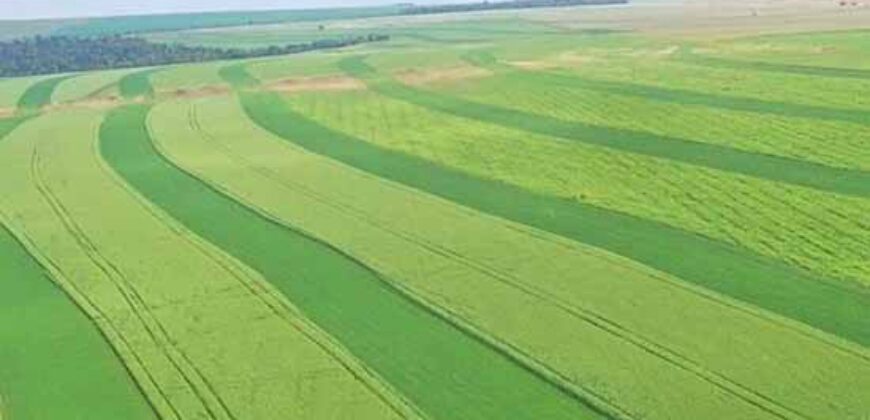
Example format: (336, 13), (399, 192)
(0, 34), (389, 77)
(401, 0), (627, 15)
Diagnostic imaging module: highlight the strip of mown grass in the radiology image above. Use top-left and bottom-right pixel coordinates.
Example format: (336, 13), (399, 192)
(119, 69), (157, 100)
(339, 57), (870, 199)
(241, 91), (870, 347)
(100, 104), (610, 420)
(16, 75), (70, 111)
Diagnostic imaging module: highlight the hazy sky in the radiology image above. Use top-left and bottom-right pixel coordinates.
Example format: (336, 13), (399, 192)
(1, 1), (461, 21)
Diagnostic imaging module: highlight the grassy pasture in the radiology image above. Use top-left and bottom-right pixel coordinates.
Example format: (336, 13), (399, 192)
(101, 104), (610, 420)
(150, 95), (870, 419)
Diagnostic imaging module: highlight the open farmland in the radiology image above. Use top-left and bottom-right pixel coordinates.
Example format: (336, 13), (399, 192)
(1, 1), (870, 419)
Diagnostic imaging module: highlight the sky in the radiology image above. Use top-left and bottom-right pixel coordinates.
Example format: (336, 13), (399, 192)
(0, 0), (463, 21)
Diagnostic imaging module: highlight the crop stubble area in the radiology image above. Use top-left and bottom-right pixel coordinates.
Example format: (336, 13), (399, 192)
(1, 1), (870, 419)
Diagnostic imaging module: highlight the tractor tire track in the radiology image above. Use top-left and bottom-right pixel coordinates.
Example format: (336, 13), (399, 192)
(186, 98), (822, 419)
(30, 148), (232, 420)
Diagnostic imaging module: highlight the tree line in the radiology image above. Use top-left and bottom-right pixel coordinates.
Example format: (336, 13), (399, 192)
(0, 34), (390, 77)
(400, 0), (627, 15)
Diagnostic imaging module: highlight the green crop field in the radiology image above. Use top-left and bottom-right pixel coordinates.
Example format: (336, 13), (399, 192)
(2, 2), (870, 419)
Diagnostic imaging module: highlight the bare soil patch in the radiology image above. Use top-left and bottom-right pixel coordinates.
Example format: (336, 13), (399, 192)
(395, 66), (492, 85)
(0, 107), (14, 118)
(165, 85), (232, 100)
(266, 76), (367, 93)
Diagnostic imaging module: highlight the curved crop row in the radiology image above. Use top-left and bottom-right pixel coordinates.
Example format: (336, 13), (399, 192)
(341, 57), (870, 199)
(239, 89), (870, 347)
(0, 109), (408, 420)
(151, 94), (870, 419)
(101, 104), (613, 420)
(0, 116), (156, 420)
(455, 70), (870, 171)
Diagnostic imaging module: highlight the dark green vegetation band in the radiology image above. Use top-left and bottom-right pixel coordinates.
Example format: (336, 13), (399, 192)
(0, 223), (156, 419)
(683, 52), (870, 81)
(99, 104), (611, 420)
(532, 70), (870, 126)
(342, 57), (870, 199)
(119, 69), (158, 100)
(16, 75), (70, 111)
(241, 92), (870, 348)
(219, 63), (260, 89)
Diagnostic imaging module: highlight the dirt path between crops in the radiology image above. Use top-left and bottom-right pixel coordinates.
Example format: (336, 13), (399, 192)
(396, 66), (492, 85)
(266, 75), (366, 93)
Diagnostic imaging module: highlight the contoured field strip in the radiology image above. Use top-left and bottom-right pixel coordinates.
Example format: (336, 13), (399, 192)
(155, 95), (870, 419)
(342, 57), (870, 199)
(240, 88), (870, 349)
(326, 58), (870, 289)
(453, 68), (870, 171)
(0, 109), (408, 420)
(102, 104), (612, 420)
(0, 118), (156, 420)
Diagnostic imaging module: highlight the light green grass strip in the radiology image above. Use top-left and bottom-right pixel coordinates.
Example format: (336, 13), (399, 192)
(341, 56), (870, 199)
(0, 117), (155, 420)
(100, 104), (613, 420)
(240, 91), (870, 348)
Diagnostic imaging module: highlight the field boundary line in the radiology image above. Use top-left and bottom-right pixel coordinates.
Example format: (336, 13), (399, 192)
(96, 103), (425, 420)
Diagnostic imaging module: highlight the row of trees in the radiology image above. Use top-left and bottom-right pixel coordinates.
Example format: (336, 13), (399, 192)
(0, 34), (390, 77)
(401, 0), (627, 15)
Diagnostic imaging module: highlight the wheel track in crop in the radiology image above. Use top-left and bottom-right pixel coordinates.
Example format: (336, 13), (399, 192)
(180, 106), (632, 420)
(101, 105), (424, 420)
(339, 56), (870, 200)
(241, 90), (870, 351)
(108, 103), (619, 420)
(680, 51), (870, 81)
(471, 75), (870, 171)
(0, 216), (169, 420)
(29, 147), (233, 420)
(185, 97), (821, 420)
(298, 75), (870, 289)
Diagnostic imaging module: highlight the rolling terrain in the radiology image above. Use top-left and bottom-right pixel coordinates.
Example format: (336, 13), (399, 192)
(1, 1), (869, 419)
